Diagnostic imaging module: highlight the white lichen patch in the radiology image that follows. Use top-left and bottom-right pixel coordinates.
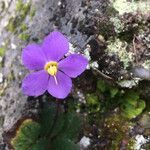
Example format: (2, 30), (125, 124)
(142, 60), (150, 70)
(110, 17), (124, 33)
(69, 43), (92, 70)
(68, 43), (77, 54)
(83, 45), (91, 61)
(112, 0), (150, 15)
(134, 135), (149, 150)
(68, 43), (91, 70)
(79, 136), (91, 149)
(0, 57), (2, 63)
(0, 73), (3, 83)
(11, 43), (17, 50)
(89, 61), (99, 70)
(106, 38), (134, 69)
(117, 79), (140, 88)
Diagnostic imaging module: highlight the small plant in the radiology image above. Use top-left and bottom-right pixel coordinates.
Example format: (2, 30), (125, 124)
(86, 93), (100, 113)
(86, 80), (146, 120)
(84, 80), (146, 149)
(11, 104), (81, 150)
(8, 31), (87, 150)
(121, 91), (146, 119)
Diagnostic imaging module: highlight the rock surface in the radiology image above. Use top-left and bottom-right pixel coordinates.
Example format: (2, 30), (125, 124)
(0, 0), (149, 149)
(0, 0), (109, 147)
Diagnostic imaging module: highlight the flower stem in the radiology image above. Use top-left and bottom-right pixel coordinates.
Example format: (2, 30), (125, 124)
(49, 99), (60, 134)
(47, 99), (60, 149)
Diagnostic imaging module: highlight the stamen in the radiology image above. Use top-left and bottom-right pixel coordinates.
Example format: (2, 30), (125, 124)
(44, 61), (58, 76)
(54, 75), (58, 85)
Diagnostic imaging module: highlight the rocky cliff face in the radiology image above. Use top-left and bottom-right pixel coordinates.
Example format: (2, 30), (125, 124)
(0, 0), (149, 149)
(0, 0), (108, 147)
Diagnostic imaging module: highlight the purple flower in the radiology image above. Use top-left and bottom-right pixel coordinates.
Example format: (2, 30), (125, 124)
(22, 31), (88, 99)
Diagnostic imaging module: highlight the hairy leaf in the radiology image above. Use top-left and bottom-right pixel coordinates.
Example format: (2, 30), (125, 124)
(11, 119), (41, 150)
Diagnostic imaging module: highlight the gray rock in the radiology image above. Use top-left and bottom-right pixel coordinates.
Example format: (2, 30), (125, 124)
(0, 0), (149, 149)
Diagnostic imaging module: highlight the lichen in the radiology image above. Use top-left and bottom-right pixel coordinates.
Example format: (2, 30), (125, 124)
(112, 0), (150, 15)
(106, 38), (134, 69)
(110, 17), (124, 33)
(142, 60), (150, 70)
(117, 79), (140, 88)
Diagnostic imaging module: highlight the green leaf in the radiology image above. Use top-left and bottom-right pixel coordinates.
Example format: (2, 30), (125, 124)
(62, 112), (82, 141)
(86, 93), (100, 113)
(97, 80), (106, 92)
(50, 111), (65, 138)
(109, 87), (119, 98)
(11, 119), (41, 150)
(121, 99), (146, 119)
(11, 104), (82, 150)
(32, 139), (49, 150)
(124, 91), (139, 102)
(39, 104), (56, 136)
(86, 94), (99, 105)
(51, 137), (80, 150)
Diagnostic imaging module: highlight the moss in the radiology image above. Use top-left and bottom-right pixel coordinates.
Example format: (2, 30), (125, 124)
(106, 38), (134, 69)
(20, 24), (28, 32)
(16, 0), (24, 12)
(16, 0), (31, 15)
(86, 79), (146, 123)
(0, 47), (5, 57)
(101, 114), (134, 149)
(86, 94), (100, 113)
(18, 33), (30, 41)
(121, 91), (146, 119)
(7, 1), (31, 33)
(6, 17), (16, 33)
(6, 17), (25, 33)
(21, 3), (31, 18)
(30, 7), (36, 18)
(126, 139), (136, 150)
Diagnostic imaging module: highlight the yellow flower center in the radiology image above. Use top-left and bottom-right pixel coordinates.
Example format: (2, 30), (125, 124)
(44, 61), (58, 76)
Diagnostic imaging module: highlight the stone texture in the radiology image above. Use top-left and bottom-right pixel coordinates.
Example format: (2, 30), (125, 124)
(0, 0), (149, 149)
(0, 0), (108, 147)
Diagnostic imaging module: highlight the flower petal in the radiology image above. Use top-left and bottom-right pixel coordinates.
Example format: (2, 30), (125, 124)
(22, 44), (47, 70)
(58, 54), (88, 78)
(48, 71), (72, 99)
(42, 31), (69, 61)
(22, 70), (49, 96)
